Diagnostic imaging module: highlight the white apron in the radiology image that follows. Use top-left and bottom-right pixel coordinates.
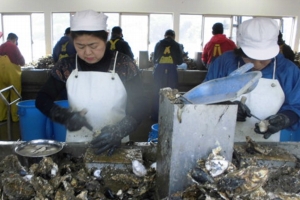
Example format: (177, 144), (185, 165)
(65, 52), (127, 142)
(234, 59), (285, 142)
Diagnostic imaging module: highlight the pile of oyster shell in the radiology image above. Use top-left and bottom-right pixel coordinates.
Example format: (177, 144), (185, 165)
(170, 139), (300, 200)
(2, 138), (300, 200)
(26, 55), (55, 69)
(0, 153), (156, 200)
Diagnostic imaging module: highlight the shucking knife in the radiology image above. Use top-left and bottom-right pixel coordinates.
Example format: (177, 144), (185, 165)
(240, 96), (261, 121)
(240, 96), (272, 139)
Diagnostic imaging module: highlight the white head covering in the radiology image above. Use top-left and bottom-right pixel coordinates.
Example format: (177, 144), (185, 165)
(71, 10), (108, 31)
(237, 17), (279, 60)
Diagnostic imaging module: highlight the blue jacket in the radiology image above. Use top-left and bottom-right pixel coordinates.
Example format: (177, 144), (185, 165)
(52, 36), (76, 63)
(205, 51), (300, 129)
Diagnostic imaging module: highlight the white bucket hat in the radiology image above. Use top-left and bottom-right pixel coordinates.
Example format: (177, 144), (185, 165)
(71, 10), (108, 31)
(237, 17), (279, 60)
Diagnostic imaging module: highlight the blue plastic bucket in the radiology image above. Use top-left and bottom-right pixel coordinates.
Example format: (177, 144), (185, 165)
(52, 100), (68, 142)
(17, 100), (48, 141)
(148, 123), (159, 143)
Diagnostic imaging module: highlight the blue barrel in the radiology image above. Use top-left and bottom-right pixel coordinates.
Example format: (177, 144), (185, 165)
(148, 123), (159, 143)
(52, 100), (68, 142)
(17, 100), (48, 141)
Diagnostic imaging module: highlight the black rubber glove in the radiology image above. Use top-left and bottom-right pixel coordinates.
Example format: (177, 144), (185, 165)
(90, 116), (138, 156)
(232, 101), (251, 122)
(49, 104), (92, 131)
(254, 113), (291, 139)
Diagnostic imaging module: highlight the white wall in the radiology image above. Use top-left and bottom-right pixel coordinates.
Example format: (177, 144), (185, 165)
(1, 0), (300, 53)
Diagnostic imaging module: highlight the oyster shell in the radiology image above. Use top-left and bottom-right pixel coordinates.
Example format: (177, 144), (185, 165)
(268, 191), (300, 199)
(0, 154), (27, 173)
(160, 87), (179, 101)
(132, 160), (147, 177)
(189, 167), (214, 184)
(2, 172), (35, 199)
(76, 190), (88, 200)
(219, 166), (269, 198)
(32, 157), (58, 178)
(246, 136), (272, 155)
(205, 160), (229, 177)
(54, 188), (75, 200)
(205, 146), (229, 177)
(30, 176), (54, 198)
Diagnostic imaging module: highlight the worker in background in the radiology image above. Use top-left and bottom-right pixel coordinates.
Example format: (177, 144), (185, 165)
(35, 10), (147, 155)
(202, 22), (236, 69)
(52, 27), (77, 63)
(0, 33), (25, 66)
(106, 26), (134, 60)
(151, 29), (183, 122)
(177, 43), (188, 70)
(0, 33), (24, 122)
(278, 31), (295, 62)
(204, 18), (300, 142)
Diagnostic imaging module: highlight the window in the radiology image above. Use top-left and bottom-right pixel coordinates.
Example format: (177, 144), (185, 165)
(105, 13), (119, 40)
(32, 13), (46, 61)
(0, 12), (295, 65)
(52, 13), (71, 49)
(179, 14), (202, 58)
(48, 12), (296, 68)
(232, 16), (253, 44)
(1, 13), (45, 64)
(121, 15), (148, 62)
(202, 16), (233, 49)
(149, 14), (173, 56)
(282, 17), (294, 46)
(110, 13), (173, 65)
(3, 14), (32, 64)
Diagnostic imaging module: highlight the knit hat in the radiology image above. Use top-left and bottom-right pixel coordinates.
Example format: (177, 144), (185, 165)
(112, 26), (122, 34)
(64, 27), (71, 35)
(164, 29), (175, 37)
(71, 10), (108, 31)
(212, 23), (223, 34)
(237, 17), (279, 60)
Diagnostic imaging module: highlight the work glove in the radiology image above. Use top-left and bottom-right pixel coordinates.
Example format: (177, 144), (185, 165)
(254, 113), (291, 139)
(90, 116), (138, 156)
(49, 104), (92, 131)
(232, 101), (251, 122)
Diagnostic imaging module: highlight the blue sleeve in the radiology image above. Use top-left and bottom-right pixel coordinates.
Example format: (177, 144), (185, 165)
(204, 51), (240, 82)
(276, 54), (300, 129)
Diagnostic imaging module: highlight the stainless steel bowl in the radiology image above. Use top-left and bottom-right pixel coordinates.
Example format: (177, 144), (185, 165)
(14, 139), (64, 158)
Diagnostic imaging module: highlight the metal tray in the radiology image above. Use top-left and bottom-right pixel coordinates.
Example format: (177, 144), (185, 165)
(14, 139), (64, 157)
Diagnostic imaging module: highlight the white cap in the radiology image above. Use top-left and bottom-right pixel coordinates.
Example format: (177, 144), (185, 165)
(71, 10), (108, 31)
(237, 17), (279, 60)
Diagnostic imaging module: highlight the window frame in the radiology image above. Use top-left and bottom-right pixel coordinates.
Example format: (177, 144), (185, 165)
(0, 12), (296, 65)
